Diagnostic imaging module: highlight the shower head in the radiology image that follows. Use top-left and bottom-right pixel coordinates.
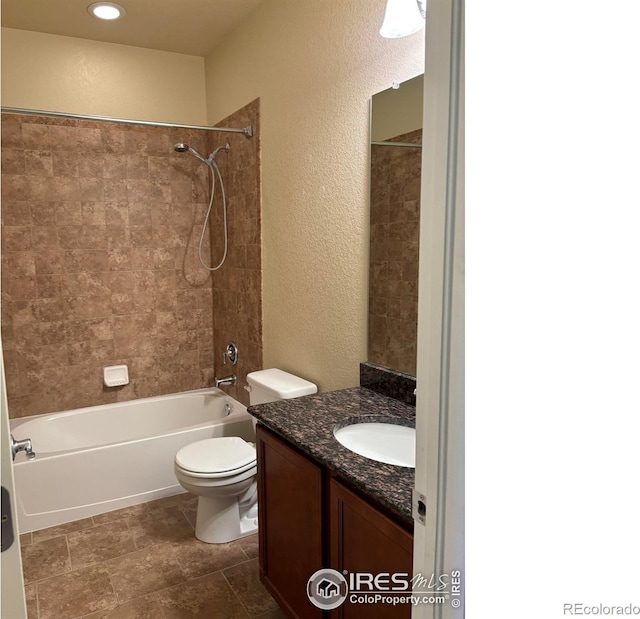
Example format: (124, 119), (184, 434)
(174, 142), (230, 165)
(174, 143), (209, 165)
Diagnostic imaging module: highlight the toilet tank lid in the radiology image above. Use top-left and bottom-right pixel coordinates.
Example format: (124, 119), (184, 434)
(246, 368), (317, 399)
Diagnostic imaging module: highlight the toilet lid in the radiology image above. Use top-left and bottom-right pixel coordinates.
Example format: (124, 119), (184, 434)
(176, 437), (256, 474)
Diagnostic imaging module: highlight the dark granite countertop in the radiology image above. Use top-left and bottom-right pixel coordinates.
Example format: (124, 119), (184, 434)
(247, 386), (416, 528)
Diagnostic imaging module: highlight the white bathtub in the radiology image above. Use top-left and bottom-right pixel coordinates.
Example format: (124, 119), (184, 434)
(9, 388), (254, 533)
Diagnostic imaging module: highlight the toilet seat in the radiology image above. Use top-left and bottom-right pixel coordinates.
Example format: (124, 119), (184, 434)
(175, 437), (256, 478)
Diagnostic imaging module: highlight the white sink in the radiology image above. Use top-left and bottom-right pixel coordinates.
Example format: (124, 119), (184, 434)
(333, 422), (415, 468)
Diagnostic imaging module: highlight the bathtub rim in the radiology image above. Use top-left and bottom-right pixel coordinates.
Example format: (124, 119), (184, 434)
(9, 387), (249, 460)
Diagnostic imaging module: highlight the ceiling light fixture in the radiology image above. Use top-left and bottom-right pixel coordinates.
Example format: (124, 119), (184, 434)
(379, 0), (425, 38)
(87, 2), (126, 20)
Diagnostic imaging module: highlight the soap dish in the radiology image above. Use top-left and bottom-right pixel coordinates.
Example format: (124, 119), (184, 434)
(104, 365), (129, 387)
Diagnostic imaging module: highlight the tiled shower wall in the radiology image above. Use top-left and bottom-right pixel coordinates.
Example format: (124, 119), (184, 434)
(368, 129), (422, 377)
(209, 99), (262, 406)
(1, 101), (262, 418)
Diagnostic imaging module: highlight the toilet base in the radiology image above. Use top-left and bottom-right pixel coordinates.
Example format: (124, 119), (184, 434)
(194, 482), (258, 544)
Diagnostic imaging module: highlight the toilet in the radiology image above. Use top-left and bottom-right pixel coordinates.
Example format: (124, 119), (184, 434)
(174, 369), (317, 543)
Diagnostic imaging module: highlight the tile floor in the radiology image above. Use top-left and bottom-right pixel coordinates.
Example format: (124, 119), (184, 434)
(19, 493), (287, 619)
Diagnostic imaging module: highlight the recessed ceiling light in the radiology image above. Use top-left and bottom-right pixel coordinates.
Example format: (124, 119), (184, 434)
(87, 2), (126, 20)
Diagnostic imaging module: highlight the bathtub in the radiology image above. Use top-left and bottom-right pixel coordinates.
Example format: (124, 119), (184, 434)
(9, 388), (254, 533)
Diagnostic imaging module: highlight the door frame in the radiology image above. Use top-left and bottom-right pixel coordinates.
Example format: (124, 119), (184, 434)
(1, 340), (28, 619)
(412, 0), (464, 617)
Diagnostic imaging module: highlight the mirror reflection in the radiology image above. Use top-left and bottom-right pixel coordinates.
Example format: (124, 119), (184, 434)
(368, 74), (423, 376)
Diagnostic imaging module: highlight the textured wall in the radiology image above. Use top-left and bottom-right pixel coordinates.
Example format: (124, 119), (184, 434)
(368, 130), (422, 376)
(204, 0), (425, 392)
(0, 113), (217, 417)
(0, 28), (207, 125)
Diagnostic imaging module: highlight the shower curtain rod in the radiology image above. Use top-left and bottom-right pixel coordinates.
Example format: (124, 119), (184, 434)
(1, 107), (253, 138)
(371, 140), (422, 148)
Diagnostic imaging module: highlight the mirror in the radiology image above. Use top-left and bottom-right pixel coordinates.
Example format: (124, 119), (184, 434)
(368, 74), (424, 377)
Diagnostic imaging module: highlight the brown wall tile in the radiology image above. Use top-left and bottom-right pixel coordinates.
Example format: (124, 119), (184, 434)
(209, 100), (263, 406)
(2, 107), (262, 418)
(368, 129), (421, 377)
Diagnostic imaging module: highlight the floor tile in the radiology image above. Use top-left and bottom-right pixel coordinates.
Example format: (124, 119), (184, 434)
(21, 535), (71, 584)
(152, 493), (198, 530)
(178, 493), (198, 510)
(20, 496), (284, 619)
(92, 502), (149, 526)
(68, 521), (136, 569)
(172, 536), (249, 580)
(223, 558), (279, 617)
(80, 594), (163, 618)
(128, 504), (194, 549)
(155, 572), (250, 619)
(146, 492), (196, 512)
(24, 582), (38, 619)
(238, 533), (259, 559)
(253, 609), (289, 619)
(106, 544), (186, 602)
(36, 564), (117, 619)
(182, 504), (198, 529)
(32, 517), (95, 543)
(20, 531), (33, 547)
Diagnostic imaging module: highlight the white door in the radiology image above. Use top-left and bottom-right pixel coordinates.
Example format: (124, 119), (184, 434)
(412, 0), (464, 617)
(1, 341), (28, 619)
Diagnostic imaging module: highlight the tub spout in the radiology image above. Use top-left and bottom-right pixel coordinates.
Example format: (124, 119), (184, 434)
(10, 434), (36, 461)
(215, 375), (236, 388)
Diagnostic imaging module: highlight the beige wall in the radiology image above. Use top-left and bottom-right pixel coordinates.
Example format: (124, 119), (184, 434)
(371, 74), (424, 142)
(1, 28), (207, 125)
(204, 0), (424, 392)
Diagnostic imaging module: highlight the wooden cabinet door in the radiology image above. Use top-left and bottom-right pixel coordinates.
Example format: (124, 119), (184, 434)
(330, 478), (413, 619)
(256, 425), (324, 619)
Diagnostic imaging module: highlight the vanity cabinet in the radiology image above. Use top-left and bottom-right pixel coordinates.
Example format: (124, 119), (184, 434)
(329, 479), (413, 618)
(256, 424), (413, 619)
(256, 425), (324, 619)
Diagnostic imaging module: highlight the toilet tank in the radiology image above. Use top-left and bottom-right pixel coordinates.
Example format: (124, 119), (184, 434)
(246, 369), (317, 405)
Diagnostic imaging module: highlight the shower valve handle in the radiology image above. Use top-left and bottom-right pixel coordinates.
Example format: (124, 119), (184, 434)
(223, 342), (238, 365)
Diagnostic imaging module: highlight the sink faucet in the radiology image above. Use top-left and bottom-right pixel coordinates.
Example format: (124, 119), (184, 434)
(215, 374), (237, 388)
(10, 434), (36, 461)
